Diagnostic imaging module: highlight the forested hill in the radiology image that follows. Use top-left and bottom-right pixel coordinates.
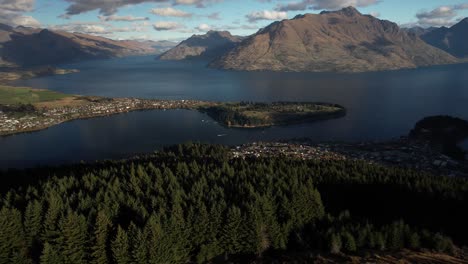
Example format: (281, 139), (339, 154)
(0, 143), (467, 263)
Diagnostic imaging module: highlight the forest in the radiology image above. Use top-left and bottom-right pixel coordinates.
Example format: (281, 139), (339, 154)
(0, 143), (467, 263)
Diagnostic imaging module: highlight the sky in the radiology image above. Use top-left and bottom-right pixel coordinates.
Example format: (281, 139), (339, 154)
(1, 0), (468, 41)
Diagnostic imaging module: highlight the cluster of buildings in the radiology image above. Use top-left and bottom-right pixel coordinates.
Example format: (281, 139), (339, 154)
(0, 98), (207, 136)
(232, 138), (468, 178)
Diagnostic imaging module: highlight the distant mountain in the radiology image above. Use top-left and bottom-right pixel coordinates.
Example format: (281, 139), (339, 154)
(0, 24), (159, 67)
(211, 7), (457, 72)
(403, 26), (437, 37)
(159, 31), (243, 61)
(421, 18), (468, 58)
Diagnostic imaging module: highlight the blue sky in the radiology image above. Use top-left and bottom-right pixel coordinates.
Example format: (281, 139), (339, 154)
(2, 0), (468, 41)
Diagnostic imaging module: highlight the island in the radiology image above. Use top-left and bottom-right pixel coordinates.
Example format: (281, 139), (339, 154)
(0, 86), (346, 136)
(199, 102), (346, 128)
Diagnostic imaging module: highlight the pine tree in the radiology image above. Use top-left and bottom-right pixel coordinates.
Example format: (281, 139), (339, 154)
(0, 208), (29, 264)
(24, 200), (43, 248)
(221, 206), (244, 255)
(329, 233), (342, 254)
(40, 243), (64, 264)
(408, 232), (421, 249)
(112, 226), (130, 264)
(60, 212), (89, 264)
(128, 223), (147, 264)
(342, 232), (357, 252)
(91, 211), (112, 264)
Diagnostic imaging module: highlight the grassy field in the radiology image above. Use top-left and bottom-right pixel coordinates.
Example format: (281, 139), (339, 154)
(0, 85), (72, 105)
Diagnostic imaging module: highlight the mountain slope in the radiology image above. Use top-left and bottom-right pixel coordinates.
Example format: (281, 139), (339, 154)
(421, 18), (468, 58)
(159, 30), (243, 61)
(211, 7), (457, 72)
(0, 24), (159, 67)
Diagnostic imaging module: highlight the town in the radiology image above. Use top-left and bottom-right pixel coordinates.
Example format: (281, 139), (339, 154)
(232, 138), (468, 178)
(0, 98), (212, 136)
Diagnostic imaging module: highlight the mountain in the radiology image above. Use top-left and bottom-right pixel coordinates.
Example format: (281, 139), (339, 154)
(0, 24), (159, 67)
(421, 18), (468, 58)
(158, 31), (243, 61)
(403, 26), (437, 37)
(211, 7), (457, 72)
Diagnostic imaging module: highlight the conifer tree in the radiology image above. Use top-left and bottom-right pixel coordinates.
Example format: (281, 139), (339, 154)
(60, 212), (89, 264)
(112, 226), (130, 264)
(92, 211), (112, 264)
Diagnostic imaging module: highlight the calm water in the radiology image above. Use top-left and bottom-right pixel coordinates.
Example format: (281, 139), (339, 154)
(2, 56), (468, 168)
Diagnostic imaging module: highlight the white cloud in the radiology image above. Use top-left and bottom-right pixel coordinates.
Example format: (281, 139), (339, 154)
(195, 23), (211, 31)
(0, 0), (41, 27)
(11, 15), (41, 27)
(369, 11), (380, 18)
(276, 0), (379, 12)
(150, 7), (192, 17)
(49, 21), (149, 36)
(62, 0), (222, 16)
(0, 0), (35, 12)
(246, 10), (288, 22)
(99, 15), (149, 22)
(153, 21), (184, 31)
(414, 4), (468, 27)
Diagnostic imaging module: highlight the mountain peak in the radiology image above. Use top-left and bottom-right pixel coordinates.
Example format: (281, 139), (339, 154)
(340, 6), (362, 16)
(321, 6), (362, 17)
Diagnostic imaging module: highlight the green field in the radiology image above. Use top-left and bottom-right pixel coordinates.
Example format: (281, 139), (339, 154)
(0, 85), (70, 105)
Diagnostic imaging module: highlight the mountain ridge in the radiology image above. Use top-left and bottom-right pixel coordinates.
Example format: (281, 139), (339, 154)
(421, 18), (468, 58)
(158, 30), (243, 61)
(0, 24), (165, 67)
(210, 7), (457, 72)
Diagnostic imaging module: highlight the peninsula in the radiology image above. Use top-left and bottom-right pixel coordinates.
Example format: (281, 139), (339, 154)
(0, 86), (346, 136)
(200, 102), (346, 128)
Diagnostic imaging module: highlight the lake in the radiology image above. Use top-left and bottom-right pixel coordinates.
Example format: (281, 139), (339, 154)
(2, 56), (468, 169)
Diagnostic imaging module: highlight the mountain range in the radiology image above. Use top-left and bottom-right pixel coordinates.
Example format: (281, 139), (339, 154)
(210, 7), (457, 72)
(158, 30), (243, 61)
(1, 7), (468, 73)
(0, 24), (174, 67)
(420, 18), (468, 58)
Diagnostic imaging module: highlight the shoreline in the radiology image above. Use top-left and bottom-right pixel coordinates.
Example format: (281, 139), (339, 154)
(1, 96), (347, 137)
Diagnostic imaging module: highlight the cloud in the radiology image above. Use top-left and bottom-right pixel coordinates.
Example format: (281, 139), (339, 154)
(49, 21), (150, 36)
(174, 0), (222, 8)
(11, 15), (41, 27)
(99, 15), (149, 22)
(414, 4), (468, 27)
(150, 7), (192, 17)
(62, 0), (222, 16)
(246, 10), (288, 22)
(195, 23), (211, 31)
(153, 21), (185, 31)
(206, 12), (221, 20)
(369, 11), (380, 18)
(0, 0), (34, 12)
(0, 0), (41, 27)
(276, 0), (379, 12)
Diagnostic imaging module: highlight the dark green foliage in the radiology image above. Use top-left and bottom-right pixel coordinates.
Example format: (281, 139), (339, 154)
(0, 143), (466, 263)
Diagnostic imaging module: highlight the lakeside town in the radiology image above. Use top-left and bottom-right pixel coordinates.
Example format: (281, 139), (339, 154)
(0, 97), (212, 136)
(232, 139), (468, 178)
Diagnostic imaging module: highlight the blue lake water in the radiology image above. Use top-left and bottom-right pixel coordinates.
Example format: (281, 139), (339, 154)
(2, 56), (468, 168)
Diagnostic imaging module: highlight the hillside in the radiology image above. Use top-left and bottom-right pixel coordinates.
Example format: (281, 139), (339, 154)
(211, 7), (457, 72)
(159, 30), (243, 61)
(0, 143), (467, 263)
(0, 24), (159, 67)
(421, 18), (468, 58)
